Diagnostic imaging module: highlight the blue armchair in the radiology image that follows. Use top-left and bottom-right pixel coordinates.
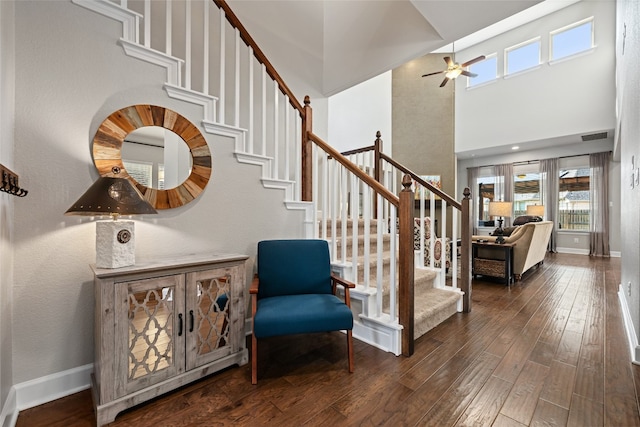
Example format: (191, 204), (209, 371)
(251, 239), (355, 384)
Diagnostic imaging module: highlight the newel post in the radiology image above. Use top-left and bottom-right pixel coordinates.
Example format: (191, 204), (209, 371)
(374, 131), (382, 185)
(373, 131), (383, 218)
(301, 96), (313, 201)
(460, 187), (473, 312)
(399, 174), (415, 356)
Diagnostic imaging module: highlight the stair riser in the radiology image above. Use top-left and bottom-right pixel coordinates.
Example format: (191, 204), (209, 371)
(330, 235), (392, 260)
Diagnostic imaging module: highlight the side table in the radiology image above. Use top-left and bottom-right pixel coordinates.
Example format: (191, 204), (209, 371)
(472, 241), (516, 285)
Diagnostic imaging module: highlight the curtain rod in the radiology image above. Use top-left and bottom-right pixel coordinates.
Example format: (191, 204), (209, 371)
(510, 150), (611, 167)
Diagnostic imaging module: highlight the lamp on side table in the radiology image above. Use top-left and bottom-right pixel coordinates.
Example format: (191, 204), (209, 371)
(489, 201), (512, 244)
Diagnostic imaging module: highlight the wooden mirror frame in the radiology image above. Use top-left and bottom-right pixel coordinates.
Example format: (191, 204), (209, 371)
(92, 105), (211, 210)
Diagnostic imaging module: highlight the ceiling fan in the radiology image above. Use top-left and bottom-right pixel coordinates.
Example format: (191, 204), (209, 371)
(422, 55), (486, 87)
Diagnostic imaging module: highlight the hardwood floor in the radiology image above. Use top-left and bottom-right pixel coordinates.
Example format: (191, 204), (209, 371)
(16, 254), (640, 426)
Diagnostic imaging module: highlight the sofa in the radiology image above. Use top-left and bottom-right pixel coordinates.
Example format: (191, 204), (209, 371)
(472, 220), (553, 281)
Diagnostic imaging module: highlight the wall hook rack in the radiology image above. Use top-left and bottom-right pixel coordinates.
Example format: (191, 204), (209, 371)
(0, 164), (28, 197)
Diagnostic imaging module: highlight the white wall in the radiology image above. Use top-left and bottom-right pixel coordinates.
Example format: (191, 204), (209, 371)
(10, 0), (324, 387)
(616, 0), (640, 354)
(455, 0), (616, 154)
(0, 0), (15, 412)
(328, 71), (392, 153)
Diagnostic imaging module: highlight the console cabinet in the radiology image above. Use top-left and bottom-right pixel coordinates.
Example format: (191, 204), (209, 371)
(91, 254), (249, 426)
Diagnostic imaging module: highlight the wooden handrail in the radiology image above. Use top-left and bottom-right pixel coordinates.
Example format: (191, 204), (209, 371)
(340, 145), (376, 157)
(308, 132), (399, 207)
(380, 153), (461, 210)
(212, 0), (304, 116)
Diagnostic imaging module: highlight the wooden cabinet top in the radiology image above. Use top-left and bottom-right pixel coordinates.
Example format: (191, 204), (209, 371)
(91, 253), (249, 279)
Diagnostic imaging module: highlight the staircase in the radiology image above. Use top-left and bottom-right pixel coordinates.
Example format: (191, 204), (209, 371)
(325, 218), (462, 354)
(71, 0), (472, 357)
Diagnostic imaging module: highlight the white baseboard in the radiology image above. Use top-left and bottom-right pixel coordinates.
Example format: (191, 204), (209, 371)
(0, 387), (17, 427)
(14, 363), (93, 412)
(618, 285), (640, 365)
(556, 247), (590, 255)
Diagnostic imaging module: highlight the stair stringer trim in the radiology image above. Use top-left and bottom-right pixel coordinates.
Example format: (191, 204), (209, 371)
(72, 0), (140, 43)
(283, 201), (315, 239)
(165, 84), (217, 123)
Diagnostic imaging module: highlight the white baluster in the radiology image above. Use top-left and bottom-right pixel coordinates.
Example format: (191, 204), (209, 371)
(247, 48), (254, 153)
(166, 0), (172, 56)
(202, 0), (209, 94)
(389, 207), (397, 321)
(350, 172), (358, 285)
(261, 64), (266, 156)
(234, 28), (240, 127)
(218, 10), (225, 123)
(376, 192), (384, 318)
(284, 95), (290, 181)
(184, 0), (191, 89)
(144, 0), (150, 48)
(273, 82), (279, 179)
(294, 117), (300, 200)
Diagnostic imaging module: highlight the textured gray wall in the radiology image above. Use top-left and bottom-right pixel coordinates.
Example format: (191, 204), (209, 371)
(392, 54), (456, 231)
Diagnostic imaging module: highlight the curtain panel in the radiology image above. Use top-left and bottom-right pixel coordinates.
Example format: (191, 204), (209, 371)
(589, 152), (610, 256)
(540, 158), (559, 253)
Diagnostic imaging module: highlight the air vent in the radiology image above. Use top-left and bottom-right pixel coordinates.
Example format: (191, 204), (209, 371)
(581, 132), (608, 141)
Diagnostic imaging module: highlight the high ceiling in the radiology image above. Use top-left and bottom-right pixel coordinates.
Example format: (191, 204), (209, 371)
(227, 0), (545, 96)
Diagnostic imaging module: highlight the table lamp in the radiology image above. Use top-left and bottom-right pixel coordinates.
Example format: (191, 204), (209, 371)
(526, 204), (545, 218)
(489, 201), (512, 244)
(65, 177), (157, 268)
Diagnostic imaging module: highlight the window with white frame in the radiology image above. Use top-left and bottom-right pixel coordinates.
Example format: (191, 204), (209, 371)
(550, 17), (594, 61)
(505, 37), (541, 75)
(467, 54), (497, 87)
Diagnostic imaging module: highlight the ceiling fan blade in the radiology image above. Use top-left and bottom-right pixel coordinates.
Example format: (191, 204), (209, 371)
(440, 77), (450, 87)
(422, 70), (445, 77)
(461, 70), (478, 78)
(461, 55), (486, 67)
(443, 56), (454, 67)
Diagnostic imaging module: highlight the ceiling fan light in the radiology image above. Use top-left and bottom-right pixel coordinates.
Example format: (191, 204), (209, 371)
(445, 68), (462, 79)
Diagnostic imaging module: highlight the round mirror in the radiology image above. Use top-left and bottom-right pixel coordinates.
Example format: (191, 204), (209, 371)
(92, 105), (212, 210)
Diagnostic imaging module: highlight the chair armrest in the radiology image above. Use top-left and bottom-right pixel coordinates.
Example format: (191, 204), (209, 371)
(250, 274), (259, 294)
(250, 274), (259, 321)
(331, 273), (355, 308)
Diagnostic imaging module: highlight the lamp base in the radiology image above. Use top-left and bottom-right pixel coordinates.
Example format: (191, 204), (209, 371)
(96, 220), (135, 268)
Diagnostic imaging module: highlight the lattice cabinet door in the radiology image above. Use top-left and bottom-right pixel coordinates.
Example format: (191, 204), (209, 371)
(114, 274), (186, 398)
(185, 264), (245, 371)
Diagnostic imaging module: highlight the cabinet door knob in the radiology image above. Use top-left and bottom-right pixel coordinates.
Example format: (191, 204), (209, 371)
(178, 313), (183, 336)
(189, 310), (194, 333)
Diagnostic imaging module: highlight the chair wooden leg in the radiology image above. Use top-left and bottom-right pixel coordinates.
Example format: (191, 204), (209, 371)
(347, 330), (354, 373)
(251, 333), (258, 384)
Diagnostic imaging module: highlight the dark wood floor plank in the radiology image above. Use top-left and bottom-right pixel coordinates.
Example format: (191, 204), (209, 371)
(567, 393), (603, 427)
(414, 352), (502, 426)
(529, 399), (569, 427)
(454, 375), (513, 427)
(499, 361), (550, 425)
(15, 255), (640, 427)
(539, 360), (577, 409)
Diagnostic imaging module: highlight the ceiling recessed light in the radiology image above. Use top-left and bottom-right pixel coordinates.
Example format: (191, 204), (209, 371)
(512, 146), (520, 150)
